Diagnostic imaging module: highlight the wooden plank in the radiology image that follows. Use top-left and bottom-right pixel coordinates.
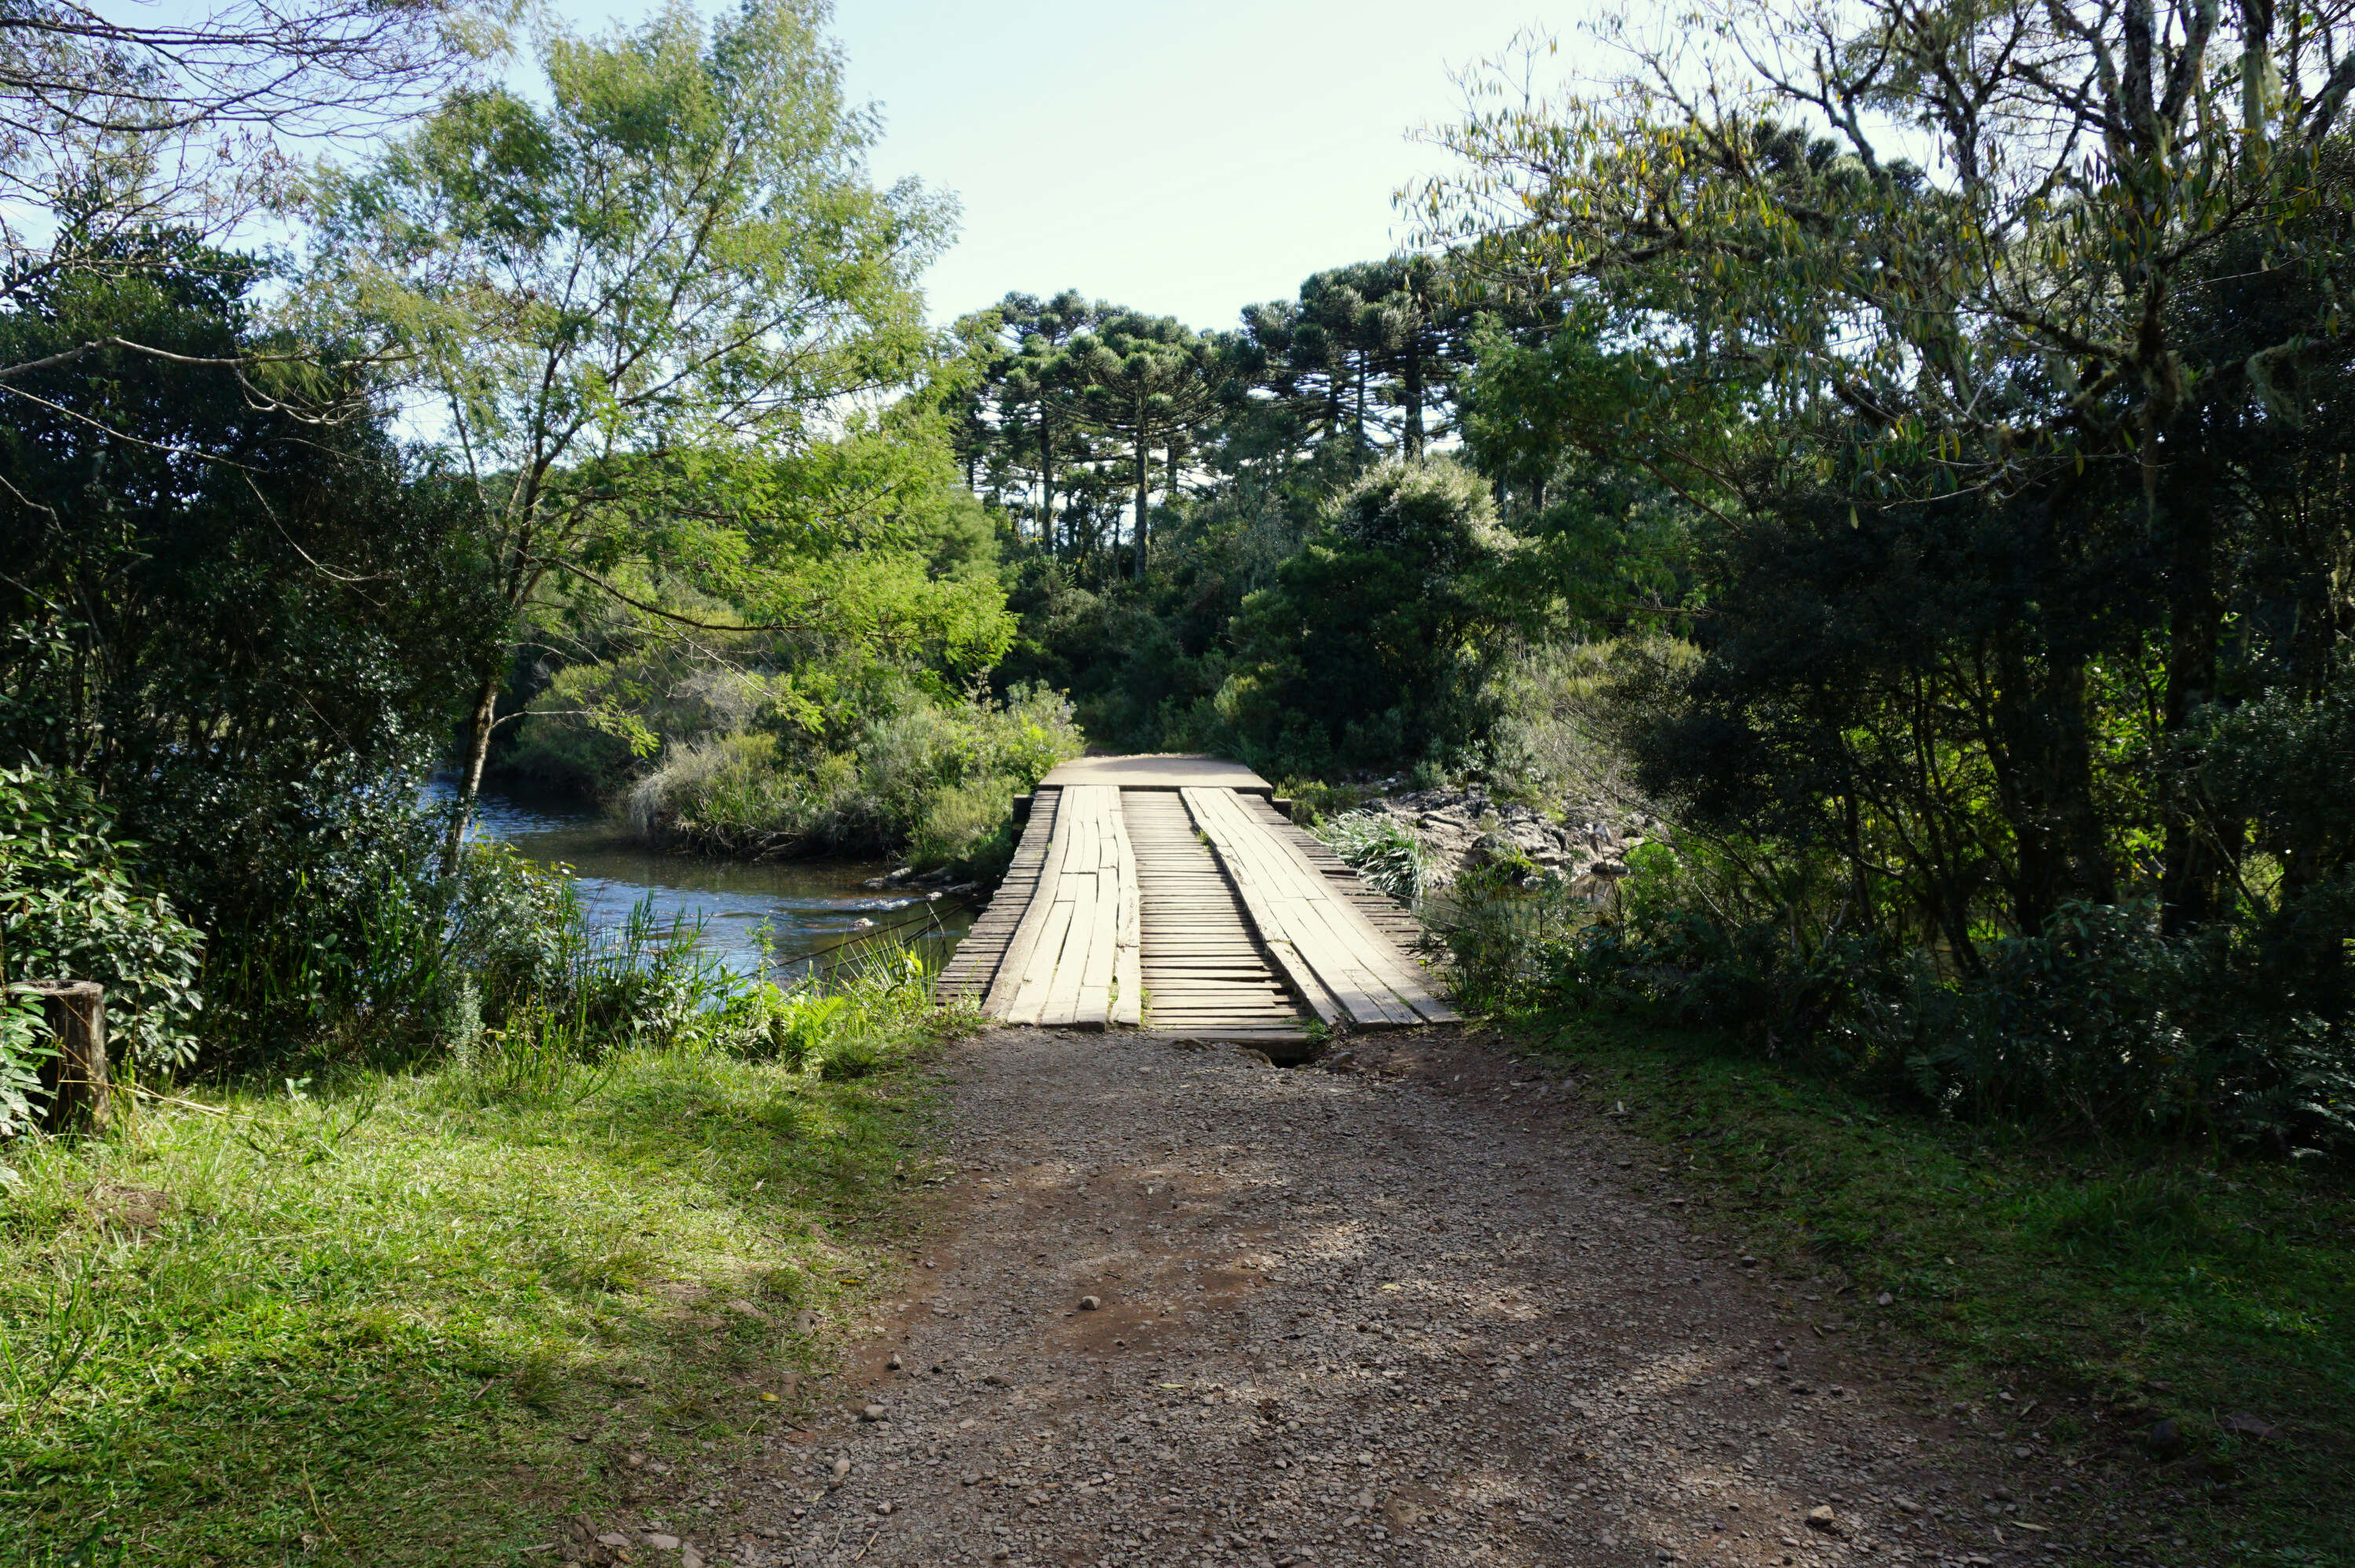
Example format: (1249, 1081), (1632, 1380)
(1181, 788), (1352, 1026)
(1110, 789), (1142, 1026)
(1231, 796), (1455, 1024)
(1123, 788), (1309, 1036)
(982, 789), (1077, 1017)
(1180, 786), (1455, 1029)
(1004, 899), (1072, 1026)
(1046, 870), (1097, 1027)
(937, 787), (1061, 1000)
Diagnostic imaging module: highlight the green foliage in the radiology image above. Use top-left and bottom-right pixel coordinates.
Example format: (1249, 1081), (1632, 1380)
(1371, 0), (2355, 1155)
(0, 242), (497, 1055)
(1217, 458), (1523, 778)
(0, 767), (203, 1088)
(1313, 810), (1432, 902)
(1454, 836), (2355, 1150)
(304, 0), (964, 857)
(626, 682), (1083, 871)
(0, 996), (46, 1142)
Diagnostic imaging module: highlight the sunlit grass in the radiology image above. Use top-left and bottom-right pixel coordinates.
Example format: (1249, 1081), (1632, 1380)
(0, 1034), (955, 1565)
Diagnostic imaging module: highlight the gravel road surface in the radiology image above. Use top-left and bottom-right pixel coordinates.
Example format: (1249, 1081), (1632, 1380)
(579, 1027), (2075, 1568)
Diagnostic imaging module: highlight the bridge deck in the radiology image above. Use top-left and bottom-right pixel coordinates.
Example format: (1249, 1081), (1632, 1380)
(937, 759), (1454, 1041)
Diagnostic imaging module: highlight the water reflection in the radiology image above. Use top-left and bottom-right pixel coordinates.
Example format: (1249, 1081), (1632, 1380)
(425, 782), (973, 979)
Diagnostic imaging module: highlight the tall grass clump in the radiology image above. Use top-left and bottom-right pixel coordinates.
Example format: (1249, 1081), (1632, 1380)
(1313, 810), (1433, 903)
(714, 929), (971, 1083)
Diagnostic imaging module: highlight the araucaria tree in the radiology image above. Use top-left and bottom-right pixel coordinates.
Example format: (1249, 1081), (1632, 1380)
(1052, 313), (1227, 576)
(306, 0), (953, 866)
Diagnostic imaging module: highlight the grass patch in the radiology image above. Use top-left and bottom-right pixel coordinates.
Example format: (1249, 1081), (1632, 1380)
(1511, 1009), (2353, 1568)
(0, 1034), (958, 1565)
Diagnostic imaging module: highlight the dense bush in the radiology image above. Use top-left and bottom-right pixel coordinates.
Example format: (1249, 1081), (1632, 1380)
(1440, 833), (2355, 1153)
(0, 766), (204, 1081)
(1214, 459), (1524, 779)
(626, 682), (1083, 873)
(0, 239), (505, 1077)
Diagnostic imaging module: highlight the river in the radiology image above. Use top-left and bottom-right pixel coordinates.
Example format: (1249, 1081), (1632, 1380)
(437, 784), (976, 980)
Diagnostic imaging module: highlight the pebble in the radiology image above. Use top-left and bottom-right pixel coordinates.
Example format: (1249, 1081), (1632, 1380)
(641, 1533), (681, 1551)
(1078, 1294), (1101, 1311)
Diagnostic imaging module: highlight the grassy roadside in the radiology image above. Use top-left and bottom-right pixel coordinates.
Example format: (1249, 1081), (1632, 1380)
(0, 1026), (963, 1566)
(1503, 1009), (2353, 1568)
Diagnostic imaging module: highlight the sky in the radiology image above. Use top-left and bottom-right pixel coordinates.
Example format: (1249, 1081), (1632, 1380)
(546, 0), (1597, 333)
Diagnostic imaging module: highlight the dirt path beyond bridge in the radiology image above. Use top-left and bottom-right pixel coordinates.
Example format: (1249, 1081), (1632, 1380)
(586, 1028), (2073, 1568)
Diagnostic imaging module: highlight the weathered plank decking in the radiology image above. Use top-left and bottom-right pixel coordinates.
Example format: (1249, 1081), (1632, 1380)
(1126, 790), (1307, 1039)
(939, 755), (1453, 1039)
(935, 786), (1058, 1004)
(1181, 786), (1458, 1030)
(983, 784), (1141, 1028)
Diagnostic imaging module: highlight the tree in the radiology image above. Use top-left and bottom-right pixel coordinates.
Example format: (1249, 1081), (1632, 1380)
(1418, 2), (2355, 937)
(997, 290), (1111, 549)
(304, 0), (955, 869)
(0, 0), (476, 368)
(1220, 459), (1524, 775)
(0, 228), (498, 1031)
(1050, 312), (1226, 577)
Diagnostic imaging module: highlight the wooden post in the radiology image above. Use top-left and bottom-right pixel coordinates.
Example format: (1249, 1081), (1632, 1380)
(26, 980), (110, 1133)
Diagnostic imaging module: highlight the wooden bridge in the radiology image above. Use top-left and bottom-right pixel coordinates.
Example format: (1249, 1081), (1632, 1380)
(936, 756), (1456, 1049)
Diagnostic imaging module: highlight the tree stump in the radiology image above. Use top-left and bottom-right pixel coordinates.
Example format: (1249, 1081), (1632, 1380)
(24, 980), (110, 1132)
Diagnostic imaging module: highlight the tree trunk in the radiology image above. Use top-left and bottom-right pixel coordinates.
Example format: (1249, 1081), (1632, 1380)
(1985, 646), (2116, 933)
(1353, 354), (1367, 461)
(442, 669), (501, 876)
(2156, 458), (2225, 932)
(1402, 335), (1425, 460)
(1133, 405), (1152, 579)
(1039, 424), (1057, 552)
(26, 980), (108, 1133)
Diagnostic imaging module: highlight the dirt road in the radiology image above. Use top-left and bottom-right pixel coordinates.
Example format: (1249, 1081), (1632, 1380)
(585, 1027), (2072, 1568)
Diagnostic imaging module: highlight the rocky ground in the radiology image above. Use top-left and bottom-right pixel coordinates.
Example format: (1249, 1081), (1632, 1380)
(559, 1026), (2109, 1568)
(1340, 791), (1652, 893)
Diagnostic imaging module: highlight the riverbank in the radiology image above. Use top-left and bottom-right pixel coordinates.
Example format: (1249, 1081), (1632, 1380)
(506, 683), (1085, 884)
(440, 783), (980, 979)
(1, 1005), (968, 1564)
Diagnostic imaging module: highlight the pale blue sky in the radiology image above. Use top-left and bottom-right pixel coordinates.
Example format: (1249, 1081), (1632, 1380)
(547, 0), (1593, 332)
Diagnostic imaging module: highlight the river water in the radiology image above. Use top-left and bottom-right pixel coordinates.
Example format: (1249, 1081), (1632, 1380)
(436, 784), (975, 979)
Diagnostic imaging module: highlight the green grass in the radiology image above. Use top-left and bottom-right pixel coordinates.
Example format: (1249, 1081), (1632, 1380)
(0, 1034), (958, 1566)
(1509, 1009), (2354, 1568)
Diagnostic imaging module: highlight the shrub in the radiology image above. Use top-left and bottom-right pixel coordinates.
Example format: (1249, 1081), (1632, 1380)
(0, 765), (203, 1099)
(1477, 830), (2355, 1152)
(630, 682), (1082, 871)
(1216, 458), (1525, 779)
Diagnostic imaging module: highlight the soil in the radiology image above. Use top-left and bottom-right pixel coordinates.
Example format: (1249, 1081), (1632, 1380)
(575, 1027), (2090, 1568)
